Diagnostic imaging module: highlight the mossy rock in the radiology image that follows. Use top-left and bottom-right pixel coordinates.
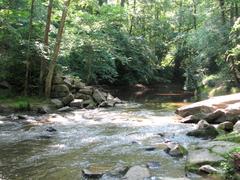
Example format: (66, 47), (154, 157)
(215, 132), (240, 143)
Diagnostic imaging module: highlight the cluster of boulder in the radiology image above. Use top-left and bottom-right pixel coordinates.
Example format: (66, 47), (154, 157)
(176, 93), (240, 138)
(50, 75), (122, 111)
(176, 93), (240, 124)
(176, 93), (240, 178)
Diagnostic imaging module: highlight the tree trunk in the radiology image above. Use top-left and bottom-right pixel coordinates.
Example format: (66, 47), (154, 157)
(236, 3), (239, 19)
(230, 3), (234, 26)
(219, 0), (225, 24)
(129, 0), (136, 35)
(24, 0), (35, 96)
(39, 0), (53, 96)
(120, 0), (125, 7)
(45, 0), (71, 98)
(193, 0), (197, 29)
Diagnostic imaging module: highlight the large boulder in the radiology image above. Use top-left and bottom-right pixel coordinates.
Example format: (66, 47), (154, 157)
(61, 93), (74, 105)
(0, 81), (12, 89)
(93, 89), (106, 104)
(52, 76), (64, 85)
(180, 114), (203, 123)
(78, 86), (93, 95)
(186, 120), (219, 139)
(123, 165), (150, 180)
(51, 99), (63, 108)
(73, 79), (85, 90)
(74, 93), (91, 100)
(81, 98), (97, 109)
(187, 149), (224, 166)
(69, 99), (83, 108)
(176, 93), (240, 118)
(63, 76), (73, 89)
(51, 84), (70, 98)
(199, 165), (219, 174)
(217, 121), (234, 132)
(234, 120), (240, 133)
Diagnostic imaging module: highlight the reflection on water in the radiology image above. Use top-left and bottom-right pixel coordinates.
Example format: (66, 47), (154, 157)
(0, 85), (209, 180)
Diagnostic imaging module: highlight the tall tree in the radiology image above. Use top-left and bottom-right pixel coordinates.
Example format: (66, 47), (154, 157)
(219, 0), (226, 24)
(39, 0), (53, 95)
(24, 0), (35, 96)
(45, 0), (71, 97)
(120, 0), (125, 7)
(193, 0), (197, 29)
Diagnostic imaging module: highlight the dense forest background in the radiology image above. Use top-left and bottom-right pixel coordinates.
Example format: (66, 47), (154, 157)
(0, 0), (240, 97)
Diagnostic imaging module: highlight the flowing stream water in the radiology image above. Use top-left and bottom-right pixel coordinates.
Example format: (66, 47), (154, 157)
(0, 85), (211, 180)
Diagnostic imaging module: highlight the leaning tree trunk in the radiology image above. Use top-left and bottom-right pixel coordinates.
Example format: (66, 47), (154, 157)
(24, 0), (35, 96)
(45, 0), (71, 98)
(39, 0), (53, 96)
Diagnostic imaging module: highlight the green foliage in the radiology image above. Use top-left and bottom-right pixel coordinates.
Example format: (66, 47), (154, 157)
(0, 96), (50, 111)
(221, 147), (240, 180)
(1, 0), (240, 94)
(60, 4), (158, 85)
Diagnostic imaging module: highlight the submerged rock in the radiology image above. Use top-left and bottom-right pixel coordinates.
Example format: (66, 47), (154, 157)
(123, 165), (150, 180)
(108, 164), (129, 177)
(82, 168), (104, 178)
(195, 141), (239, 155)
(186, 120), (218, 139)
(145, 147), (156, 151)
(164, 142), (187, 157)
(46, 127), (57, 132)
(146, 162), (161, 169)
(82, 165), (112, 179)
(187, 149), (224, 166)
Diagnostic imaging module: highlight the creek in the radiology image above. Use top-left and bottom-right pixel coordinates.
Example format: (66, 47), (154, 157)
(0, 85), (210, 180)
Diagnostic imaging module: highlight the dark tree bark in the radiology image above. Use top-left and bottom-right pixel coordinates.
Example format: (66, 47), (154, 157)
(236, 2), (239, 18)
(120, 0), (125, 7)
(230, 3), (234, 25)
(219, 0), (226, 24)
(45, 0), (71, 97)
(39, 0), (53, 96)
(24, 0), (35, 96)
(98, 0), (107, 6)
(193, 0), (197, 29)
(129, 0), (136, 35)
